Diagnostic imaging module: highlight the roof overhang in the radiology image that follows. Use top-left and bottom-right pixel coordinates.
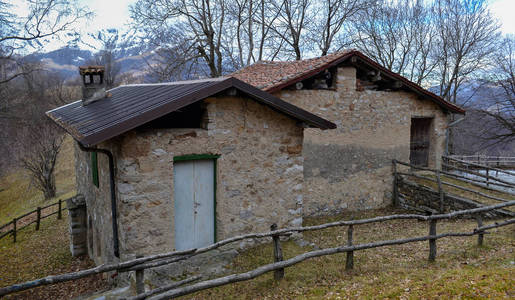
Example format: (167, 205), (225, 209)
(47, 77), (336, 147)
(264, 50), (465, 115)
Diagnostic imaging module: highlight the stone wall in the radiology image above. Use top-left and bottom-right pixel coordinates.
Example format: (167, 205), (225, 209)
(397, 176), (513, 218)
(75, 95), (305, 266)
(74, 141), (119, 265)
(273, 67), (448, 215)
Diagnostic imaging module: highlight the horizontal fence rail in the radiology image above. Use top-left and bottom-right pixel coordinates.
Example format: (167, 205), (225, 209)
(395, 159), (515, 194)
(0, 199), (67, 243)
(1, 200), (514, 298)
(443, 156), (515, 177)
(447, 155), (515, 168)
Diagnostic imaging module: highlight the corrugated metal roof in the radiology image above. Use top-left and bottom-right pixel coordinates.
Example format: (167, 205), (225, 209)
(47, 77), (336, 147)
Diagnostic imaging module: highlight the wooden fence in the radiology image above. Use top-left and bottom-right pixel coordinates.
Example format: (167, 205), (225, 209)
(392, 159), (514, 204)
(0, 199), (66, 243)
(446, 155), (515, 169)
(428, 157), (515, 190)
(0, 200), (514, 299)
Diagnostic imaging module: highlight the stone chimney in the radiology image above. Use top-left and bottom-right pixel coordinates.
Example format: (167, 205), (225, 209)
(79, 65), (107, 106)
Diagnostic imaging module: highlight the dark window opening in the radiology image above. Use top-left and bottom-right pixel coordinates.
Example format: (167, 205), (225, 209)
(140, 101), (208, 129)
(287, 68), (336, 90)
(91, 152), (99, 188)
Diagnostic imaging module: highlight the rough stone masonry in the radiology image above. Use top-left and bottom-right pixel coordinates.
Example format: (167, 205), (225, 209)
(274, 67), (448, 215)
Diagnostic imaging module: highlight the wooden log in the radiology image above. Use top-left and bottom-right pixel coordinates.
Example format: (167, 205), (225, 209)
(486, 168), (489, 187)
(146, 227), (510, 300)
(443, 156), (515, 176)
(40, 201), (58, 210)
(436, 171), (444, 212)
(397, 172), (511, 203)
(0, 229), (13, 240)
(36, 207), (41, 231)
(476, 215), (484, 246)
(345, 225), (354, 270)
(270, 224), (284, 280)
(428, 220), (437, 262)
(135, 255), (145, 295)
(393, 160), (399, 207)
(12, 218), (16, 243)
(441, 163), (513, 187)
(2, 203), (514, 298)
(396, 160), (514, 187)
(124, 276), (201, 300)
(58, 200), (62, 220)
(0, 220), (12, 231)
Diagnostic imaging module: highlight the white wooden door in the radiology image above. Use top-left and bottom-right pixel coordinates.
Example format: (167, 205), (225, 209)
(174, 159), (215, 251)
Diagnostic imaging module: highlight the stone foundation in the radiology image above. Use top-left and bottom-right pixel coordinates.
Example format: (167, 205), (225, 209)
(66, 195), (88, 256)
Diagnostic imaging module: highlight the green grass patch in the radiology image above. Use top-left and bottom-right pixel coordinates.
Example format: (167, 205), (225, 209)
(0, 136), (76, 224)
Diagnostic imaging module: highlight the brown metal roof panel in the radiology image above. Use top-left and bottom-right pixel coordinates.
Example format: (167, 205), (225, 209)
(80, 81), (230, 137)
(47, 77), (336, 147)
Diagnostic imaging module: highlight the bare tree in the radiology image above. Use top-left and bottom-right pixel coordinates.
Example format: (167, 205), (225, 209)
(350, 0), (439, 85)
(0, 0), (91, 85)
(20, 124), (64, 199)
(131, 0), (229, 78)
(86, 30), (123, 88)
(8, 67), (78, 198)
(268, 0), (312, 60)
(474, 36), (515, 147)
(433, 0), (500, 104)
(309, 0), (365, 56)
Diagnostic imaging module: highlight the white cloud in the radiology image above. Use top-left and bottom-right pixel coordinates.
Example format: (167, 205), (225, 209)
(489, 0), (515, 34)
(79, 0), (136, 33)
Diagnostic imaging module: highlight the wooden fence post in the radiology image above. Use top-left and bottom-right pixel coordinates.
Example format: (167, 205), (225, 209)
(476, 214), (484, 246)
(392, 160), (399, 207)
(36, 207), (41, 231)
(436, 171), (444, 212)
(135, 255), (145, 294)
(270, 223), (284, 280)
(345, 225), (354, 271)
(58, 200), (62, 220)
(428, 219), (437, 262)
(485, 168), (489, 187)
(12, 218), (17, 243)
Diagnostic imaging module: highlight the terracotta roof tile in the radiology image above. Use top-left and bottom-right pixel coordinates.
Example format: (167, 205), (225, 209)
(231, 50), (465, 114)
(232, 51), (351, 91)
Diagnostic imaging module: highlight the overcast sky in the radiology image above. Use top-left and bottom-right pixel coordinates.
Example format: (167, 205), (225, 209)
(82, 0), (515, 34)
(11, 0), (515, 52)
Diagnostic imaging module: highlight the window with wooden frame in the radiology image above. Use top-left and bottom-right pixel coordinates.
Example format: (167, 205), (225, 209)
(91, 152), (99, 187)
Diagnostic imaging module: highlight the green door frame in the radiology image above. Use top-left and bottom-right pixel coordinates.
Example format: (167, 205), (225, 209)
(173, 154), (220, 242)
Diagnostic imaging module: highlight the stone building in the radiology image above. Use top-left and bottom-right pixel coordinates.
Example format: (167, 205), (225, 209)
(47, 70), (335, 265)
(233, 50), (465, 215)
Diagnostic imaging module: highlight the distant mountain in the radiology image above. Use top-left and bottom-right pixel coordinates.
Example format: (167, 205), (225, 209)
(25, 42), (151, 80)
(429, 80), (507, 110)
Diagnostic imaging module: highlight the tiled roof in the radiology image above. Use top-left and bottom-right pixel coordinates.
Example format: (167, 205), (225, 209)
(232, 50), (465, 114)
(232, 51), (351, 91)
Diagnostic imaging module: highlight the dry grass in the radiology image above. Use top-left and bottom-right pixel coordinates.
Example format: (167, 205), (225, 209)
(0, 136), (76, 225)
(185, 209), (515, 299)
(0, 136), (109, 299)
(0, 213), (109, 299)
